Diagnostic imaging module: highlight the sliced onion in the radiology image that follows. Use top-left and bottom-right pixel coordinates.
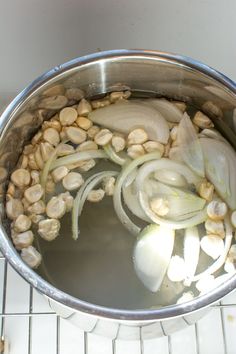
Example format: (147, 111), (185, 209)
(198, 128), (229, 144)
(145, 98), (183, 122)
(89, 101), (170, 144)
(154, 169), (188, 187)
(178, 113), (205, 177)
(133, 224), (175, 292)
(139, 191), (207, 230)
(50, 150), (107, 170)
(40, 141), (69, 191)
(103, 144), (127, 166)
(122, 182), (151, 222)
(200, 138), (236, 209)
(72, 171), (118, 240)
(135, 159), (201, 189)
(143, 179), (206, 220)
(184, 227), (200, 286)
(169, 146), (184, 163)
(123, 168), (138, 188)
(191, 216), (233, 282)
(113, 152), (162, 236)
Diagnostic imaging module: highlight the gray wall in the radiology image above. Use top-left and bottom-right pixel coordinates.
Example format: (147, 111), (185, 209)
(1, 0), (236, 104)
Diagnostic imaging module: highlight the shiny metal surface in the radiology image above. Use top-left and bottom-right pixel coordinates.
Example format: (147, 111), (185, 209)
(0, 50), (236, 337)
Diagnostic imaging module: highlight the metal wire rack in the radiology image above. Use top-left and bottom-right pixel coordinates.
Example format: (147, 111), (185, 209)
(0, 254), (236, 354)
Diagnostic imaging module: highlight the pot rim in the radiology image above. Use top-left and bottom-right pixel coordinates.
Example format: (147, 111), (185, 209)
(1, 49), (236, 321)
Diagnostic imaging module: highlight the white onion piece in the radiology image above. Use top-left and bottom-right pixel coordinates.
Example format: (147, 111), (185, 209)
(184, 227), (200, 286)
(40, 141), (68, 191)
(167, 256), (186, 282)
(169, 146), (184, 163)
(89, 101), (170, 144)
(192, 216), (233, 281)
(133, 224), (175, 292)
(50, 150), (107, 170)
(135, 159), (201, 189)
(122, 182), (151, 222)
(178, 113), (205, 177)
(123, 168), (138, 188)
(145, 98), (183, 122)
(139, 191), (207, 230)
(154, 169), (188, 187)
(72, 171), (118, 240)
(143, 180), (206, 219)
(103, 144), (127, 166)
(200, 138), (236, 209)
(198, 128), (229, 145)
(113, 152), (161, 235)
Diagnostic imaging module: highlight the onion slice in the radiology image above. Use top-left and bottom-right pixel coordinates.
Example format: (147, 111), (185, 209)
(145, 98), (183, 122)
(184, 226), (200, 286)
(50, 150), (107, 170)
(142, 179), (206, 220)
(122, 182), (151, 222)
(200, 138), (236, 209)
(72, 171), (118, 240)
(139, 190), (207, 229)
(89, 101), (170, 144)
(113, 152), (162, 236)
(133, 224), (175, 292)
(135, 159), (201, 189)
(191, 216), (233, 281)
(178, 113), (205, 177)
(103, 144), (127, 166)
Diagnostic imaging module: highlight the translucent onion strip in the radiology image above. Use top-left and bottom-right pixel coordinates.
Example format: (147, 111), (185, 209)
(146, 98), (184, 122)
(191, 216), (233, 282)
(113, 152), (162, 236)
(178, 113), (205, 177)
(50, 150), (107, 170)
(122, 182), (151, 222)
(103, 144), (127, 166)
(135, 159), (201, 190)
(139, 191), (207, 230)
(133, 224), (175, 292)
(72, 171), (118, 240)
(184, 226), (200, 286)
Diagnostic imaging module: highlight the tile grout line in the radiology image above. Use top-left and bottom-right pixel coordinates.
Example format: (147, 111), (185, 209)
(28, 286), (33, 354)
(83, 331), (88, 354)
(1, 260), (8, 342)
(56, 316), (60, 354)
(195, 323), (200, 354)
(168, 335), (172, 354)
(139, 327), (144, 354)
(220, 304), (228, 354)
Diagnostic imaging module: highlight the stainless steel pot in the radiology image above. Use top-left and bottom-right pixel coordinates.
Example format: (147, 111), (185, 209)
(0, 50), (236, 340)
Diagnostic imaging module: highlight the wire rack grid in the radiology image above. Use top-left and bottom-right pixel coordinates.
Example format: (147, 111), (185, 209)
(0, 254), (236, 354)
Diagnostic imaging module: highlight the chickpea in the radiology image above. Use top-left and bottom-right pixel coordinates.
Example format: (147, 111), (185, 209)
(21, 246), (42, 268)
(38, 219), (60, 241)
(11, 169), (31, 189)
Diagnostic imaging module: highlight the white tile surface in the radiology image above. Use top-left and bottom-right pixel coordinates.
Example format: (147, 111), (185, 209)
(115, 339), (141, 354)
(87, 333), (112, 354)
(143, 337), (169, 354)
(32, 289), (53, 313)
(5, 265), (30, 313)
(59, 319), (84, 354)
(4, 317), (29, 354)
(31, 315), (57, 354)
(196, 309), (225, 354)
(170, 325), (198, 354)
